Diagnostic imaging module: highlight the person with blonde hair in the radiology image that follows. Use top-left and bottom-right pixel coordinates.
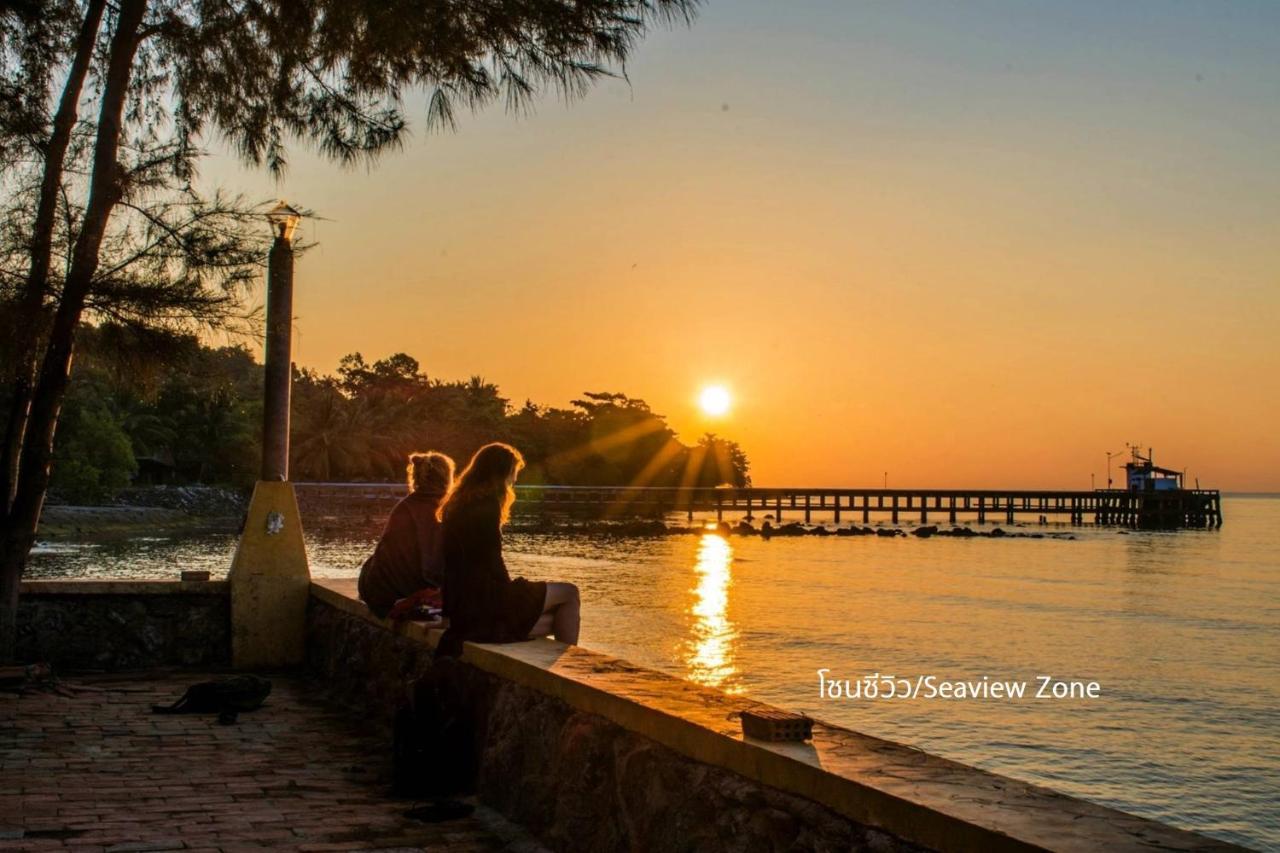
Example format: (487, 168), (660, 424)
(358, 451), (455, 618)
(436, 442), (579, 656)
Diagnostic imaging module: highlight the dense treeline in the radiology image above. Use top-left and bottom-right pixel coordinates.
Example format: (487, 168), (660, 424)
(45, 327), (262, 501)
(48, 328), (750, 502)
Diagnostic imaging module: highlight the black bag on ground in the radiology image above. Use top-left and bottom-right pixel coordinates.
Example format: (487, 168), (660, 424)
(393, 660), (478, 799)
(151, 675), (272, 725)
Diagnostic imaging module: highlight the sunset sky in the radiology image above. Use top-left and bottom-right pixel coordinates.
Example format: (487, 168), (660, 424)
(207, 1), (1279, 491)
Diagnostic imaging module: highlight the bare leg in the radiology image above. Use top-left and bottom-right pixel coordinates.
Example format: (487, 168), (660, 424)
(528, 612), (554, 638)
(552, 587), (580, 645)
(532, 582), (580, 644)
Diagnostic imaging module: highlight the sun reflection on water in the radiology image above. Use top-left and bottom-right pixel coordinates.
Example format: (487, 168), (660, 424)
(685, 533), (741, 693)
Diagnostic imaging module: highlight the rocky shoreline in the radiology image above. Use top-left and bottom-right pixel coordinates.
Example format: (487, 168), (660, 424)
(38, 485), (247, 540)
(507, 517), (1077, 541)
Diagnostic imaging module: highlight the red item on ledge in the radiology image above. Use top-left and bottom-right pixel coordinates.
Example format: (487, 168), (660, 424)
(387, 587), (443, 621)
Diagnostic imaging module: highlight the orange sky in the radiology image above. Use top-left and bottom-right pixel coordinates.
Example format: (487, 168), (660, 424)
(206, 2), (1279, 491)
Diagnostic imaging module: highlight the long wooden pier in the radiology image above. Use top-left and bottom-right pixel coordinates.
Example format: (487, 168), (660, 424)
(293, 484), (1223, 529)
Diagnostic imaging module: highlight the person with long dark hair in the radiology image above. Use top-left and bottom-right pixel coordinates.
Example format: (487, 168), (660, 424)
(358, 451), (454, 618)
(437, 442), (580, 655)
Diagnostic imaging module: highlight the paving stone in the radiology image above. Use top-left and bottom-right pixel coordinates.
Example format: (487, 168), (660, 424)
(2, 673), (507, 851)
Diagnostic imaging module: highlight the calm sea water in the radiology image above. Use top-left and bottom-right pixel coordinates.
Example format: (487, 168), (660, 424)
(27, 496), (1280, 850)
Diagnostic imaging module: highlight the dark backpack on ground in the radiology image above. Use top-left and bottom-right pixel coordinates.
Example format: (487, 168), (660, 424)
(151, 675), (272, 725)
(393, 660), (478, 799)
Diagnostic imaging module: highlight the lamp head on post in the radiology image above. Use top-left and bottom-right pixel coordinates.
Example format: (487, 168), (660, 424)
(266, 200), (301, 244)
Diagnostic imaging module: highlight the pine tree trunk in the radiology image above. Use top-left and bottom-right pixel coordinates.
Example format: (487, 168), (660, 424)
(0, 0), (107, 514)
(0, 0), (147, 663)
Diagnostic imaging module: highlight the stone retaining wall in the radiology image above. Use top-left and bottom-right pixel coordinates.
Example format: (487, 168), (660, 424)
(303, 592), (922, 853)
(17, 581), (230, 671)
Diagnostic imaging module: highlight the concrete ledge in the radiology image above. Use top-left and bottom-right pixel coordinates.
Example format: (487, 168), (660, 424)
(18, 580), (230, 671)
(310, 577), (1241, 853)
(21, 579), (229, 595)
(461, 643), (1234, 853)
(308, 578), (446, 647)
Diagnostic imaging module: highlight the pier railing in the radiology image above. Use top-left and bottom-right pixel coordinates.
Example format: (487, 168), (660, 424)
(293, 483), (1223, 529)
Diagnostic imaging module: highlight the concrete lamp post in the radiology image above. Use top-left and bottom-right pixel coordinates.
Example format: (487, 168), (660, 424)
(262, 202), (301, 481)
(228, 201), (311, 669)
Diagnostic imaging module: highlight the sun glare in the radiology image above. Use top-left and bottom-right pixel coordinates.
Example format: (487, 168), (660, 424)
(699, 385), (731, 417)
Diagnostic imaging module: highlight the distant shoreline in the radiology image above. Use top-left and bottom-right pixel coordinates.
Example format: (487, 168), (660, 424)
(37, 487), (1270, 543)
(36, 504), (240, 541)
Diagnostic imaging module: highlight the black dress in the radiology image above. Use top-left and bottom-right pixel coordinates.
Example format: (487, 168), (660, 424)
(437, 499), (546, 655)
(357, 489), (445, 618)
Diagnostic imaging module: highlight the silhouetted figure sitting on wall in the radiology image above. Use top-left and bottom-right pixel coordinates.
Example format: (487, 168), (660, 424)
(358, 451), (454, 618)
(436, 442), (580, 657)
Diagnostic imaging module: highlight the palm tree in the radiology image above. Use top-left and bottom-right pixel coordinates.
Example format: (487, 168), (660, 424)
(291, 380), (399, 481)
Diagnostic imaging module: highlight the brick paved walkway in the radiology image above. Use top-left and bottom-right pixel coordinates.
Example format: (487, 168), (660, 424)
(0, 673), (512, 852)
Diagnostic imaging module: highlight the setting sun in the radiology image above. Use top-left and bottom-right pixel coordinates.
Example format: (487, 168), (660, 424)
(699, 385), (732, 417)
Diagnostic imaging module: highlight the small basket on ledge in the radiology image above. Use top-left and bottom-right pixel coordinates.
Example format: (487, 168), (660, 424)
(739, 707), (814, 742)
